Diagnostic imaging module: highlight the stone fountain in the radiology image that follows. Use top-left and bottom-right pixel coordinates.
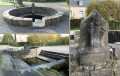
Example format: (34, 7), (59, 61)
(3, 3), (64, 28)
(71, 10), (120, 76)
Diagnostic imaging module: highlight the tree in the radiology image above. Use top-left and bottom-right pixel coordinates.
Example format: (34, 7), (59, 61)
(86, 0), (120, 21)
(2, 34), (14, 44)
(66, 0), (69, 5)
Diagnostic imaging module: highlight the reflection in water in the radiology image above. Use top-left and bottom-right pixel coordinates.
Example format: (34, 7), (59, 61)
(24, 15), (43, 24)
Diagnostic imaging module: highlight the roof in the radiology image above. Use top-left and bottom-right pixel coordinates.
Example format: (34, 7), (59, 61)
(70, 0), (93, 7)
(70, 0), (120, 7)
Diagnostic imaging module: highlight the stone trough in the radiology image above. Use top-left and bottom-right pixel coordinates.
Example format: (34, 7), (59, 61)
(3, 4), (64, 28)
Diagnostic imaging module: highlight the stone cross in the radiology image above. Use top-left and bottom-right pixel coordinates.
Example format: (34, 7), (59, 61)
(79, 9), (109, 51)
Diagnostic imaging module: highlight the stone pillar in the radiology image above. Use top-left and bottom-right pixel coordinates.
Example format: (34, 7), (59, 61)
(79, 9), (111, 65)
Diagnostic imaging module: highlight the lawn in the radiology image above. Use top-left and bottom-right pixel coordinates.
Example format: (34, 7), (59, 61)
(0, 2), (13, 5)
(71, 27), (80, 30)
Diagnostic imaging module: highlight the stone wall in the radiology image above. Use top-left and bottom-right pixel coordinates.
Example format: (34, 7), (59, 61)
(3, 7), (64, 27)
(3, 47), (42, 59)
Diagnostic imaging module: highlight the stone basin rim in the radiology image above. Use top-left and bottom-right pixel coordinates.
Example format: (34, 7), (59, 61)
(3, 7), (64, 28)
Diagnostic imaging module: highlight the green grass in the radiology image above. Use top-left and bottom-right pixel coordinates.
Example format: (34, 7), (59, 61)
(64, 4), (69, 7)
(9, 45), (23, 47)
(23, 0), (66, 2)
(71, 27), (80, 30)
(0, 2), (13, 5)
(38, 68), (61, 76)
(15, 4), (27, 8)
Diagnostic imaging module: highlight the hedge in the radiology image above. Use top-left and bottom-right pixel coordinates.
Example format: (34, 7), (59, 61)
(70, 19), (82, 29)
(70, 19), (120, 30)
(27, 42), (62, 46)
(108, 20), (120, 30)
(28, 0), (66, 2)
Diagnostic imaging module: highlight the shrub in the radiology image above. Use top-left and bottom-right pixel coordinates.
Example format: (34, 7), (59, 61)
(108, 20), (120, 30)
(18, 42), (26, 46)
(86, 0), (120, 21)
(2, 34), (14, 44)
(27, 34), (61, 46)
(60, 36), (69, 45)
(70, 19), (83, 29)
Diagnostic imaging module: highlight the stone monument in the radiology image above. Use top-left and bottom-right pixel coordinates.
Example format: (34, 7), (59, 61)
(71, 9), (120, 76)
(79, 9), (111, 65)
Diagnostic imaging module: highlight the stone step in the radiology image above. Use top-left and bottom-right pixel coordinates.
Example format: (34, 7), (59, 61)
(31, 23), (45, 29)
(40, 52), (68, 59)
(36, 55), (56, 62)
(41, 50), (69, 56)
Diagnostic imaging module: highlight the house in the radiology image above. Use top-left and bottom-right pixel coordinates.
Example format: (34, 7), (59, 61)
(70, 0), (93, 19)
(70, 0), (118, 19)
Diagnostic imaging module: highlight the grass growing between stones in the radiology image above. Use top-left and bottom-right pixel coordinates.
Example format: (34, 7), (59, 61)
(0, 2), (13, 5)
(38, 68), (61, 76)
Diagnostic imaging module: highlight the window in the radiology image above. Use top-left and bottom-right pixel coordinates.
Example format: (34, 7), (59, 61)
(80, 11), (83, 18)
(79, 1), (83, 6)
(70, 10), (72, 18)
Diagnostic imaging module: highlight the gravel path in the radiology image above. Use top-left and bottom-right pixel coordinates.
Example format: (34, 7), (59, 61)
(0, 2), (69, 33)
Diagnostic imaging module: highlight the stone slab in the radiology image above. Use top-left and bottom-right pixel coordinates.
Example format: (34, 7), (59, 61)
(90, 68), (113, 76)
(114, 68), (120, 76)
(79, 51), (111, 65)
(71, 72), (89, 76)
(36, 55), (56, 62)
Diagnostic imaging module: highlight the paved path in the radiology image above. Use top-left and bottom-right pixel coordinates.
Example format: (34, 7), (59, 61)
(0, 2), (69, 33)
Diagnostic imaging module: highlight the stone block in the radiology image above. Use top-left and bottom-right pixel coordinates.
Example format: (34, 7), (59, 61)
(114, 68), (120, 76)
(113, 60), (120, 68)
(12, 17), (23, 25)
(21, 18), (32, 26)
(95, 62), (106, 70)
(79, 51), (111, 65)
(71, 72), (89, 76)
(43, 17), (52, 26)
(114, 48), (120, 59)
(51, 17), (57, 24)
(91, 68), (113, 76)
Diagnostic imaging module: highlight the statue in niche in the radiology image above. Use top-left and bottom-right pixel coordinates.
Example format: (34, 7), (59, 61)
(79, 9), (109, 51)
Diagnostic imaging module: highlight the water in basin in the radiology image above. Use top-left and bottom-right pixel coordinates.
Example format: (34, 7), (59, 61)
(24, 15), (43, 24)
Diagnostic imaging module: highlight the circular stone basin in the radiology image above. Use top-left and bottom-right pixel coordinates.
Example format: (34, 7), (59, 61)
(3, 7), (64, 28)
(24, 15), (43, 24)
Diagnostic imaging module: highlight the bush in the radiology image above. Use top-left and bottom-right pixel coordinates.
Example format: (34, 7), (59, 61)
(2, 34), (14, 44)
(108, 20), (120, 30)
(18, 42), (26, 46)
(27, 34), (61, 46)
(71, 19), (120, 30)
(28, 0), (66, 2)
(70, 19), (83, 29)
(60, 36), (69, 45)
